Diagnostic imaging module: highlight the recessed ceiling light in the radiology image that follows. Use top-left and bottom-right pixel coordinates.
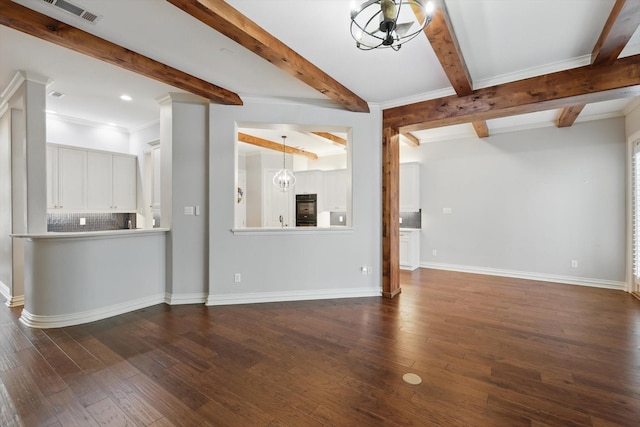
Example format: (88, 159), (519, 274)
(120, 94), (132, 101)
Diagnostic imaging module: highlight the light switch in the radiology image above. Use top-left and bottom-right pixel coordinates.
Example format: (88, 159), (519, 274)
(79, 217), (86, 226)
(184, 206), (194, 215)
(195, 205), (200, 216)
(339, 215), (344, 222)
(399, 217), (403, 224)
(443, 207), (452, 214)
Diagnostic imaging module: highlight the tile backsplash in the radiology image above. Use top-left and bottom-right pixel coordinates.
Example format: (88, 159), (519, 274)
(48, 213), (137, 232)
(400, 210), (421, 229)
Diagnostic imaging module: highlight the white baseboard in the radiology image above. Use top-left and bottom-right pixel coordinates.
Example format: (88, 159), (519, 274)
(0, 281), (23, 307)
(207, 287), (381, 306)
(420, 262), (628, 291)
(19, 293), (166, 329)
(164, 292), (208, 305)
(5, 295), (24, 308)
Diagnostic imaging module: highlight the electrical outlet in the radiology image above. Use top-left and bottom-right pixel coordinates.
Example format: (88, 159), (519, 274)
(571, 260), (578, 268)
(432, 249), (437, 256)
(442, 207), (452, 214)
(79, 217), (86, 226)
(234, 273), (241, 283)
(361, 266), (368, 275)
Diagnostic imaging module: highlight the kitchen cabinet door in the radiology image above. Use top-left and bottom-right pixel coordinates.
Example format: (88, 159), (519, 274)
(399, 230), (420, 270)
(58, 147), (87, 210)
(400, 162), (420, 212)
(87, 151), (113, 210)
(112, 154), (137, 211)
(323, 169), (347, 211)
(87, 152), (136, 211)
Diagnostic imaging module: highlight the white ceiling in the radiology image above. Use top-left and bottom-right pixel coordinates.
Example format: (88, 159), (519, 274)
(1, 0), (639, 148)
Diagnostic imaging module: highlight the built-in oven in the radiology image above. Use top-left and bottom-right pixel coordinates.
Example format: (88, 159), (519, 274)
(296, 194), (317, 227)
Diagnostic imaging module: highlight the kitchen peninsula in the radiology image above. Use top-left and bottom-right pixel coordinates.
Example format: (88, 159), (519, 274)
(12, 228), (168, 328)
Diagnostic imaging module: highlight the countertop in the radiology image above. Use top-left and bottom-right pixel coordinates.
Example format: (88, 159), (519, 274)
(11, 228), (170, 239)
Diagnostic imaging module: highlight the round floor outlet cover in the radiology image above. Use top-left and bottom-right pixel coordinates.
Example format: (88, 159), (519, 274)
(402, 373), (422, 385)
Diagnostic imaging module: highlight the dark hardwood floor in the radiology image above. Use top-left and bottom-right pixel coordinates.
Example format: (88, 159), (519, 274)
(1, 268), (640, 426)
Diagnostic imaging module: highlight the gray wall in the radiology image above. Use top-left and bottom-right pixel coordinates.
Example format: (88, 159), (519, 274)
(209, 101), (381, 301)
(402, 117), (626, 284)
(160, 95), (209, 300)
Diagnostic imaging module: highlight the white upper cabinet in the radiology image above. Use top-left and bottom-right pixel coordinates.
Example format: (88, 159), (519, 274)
(323, 169), (348, 212)
(48, 144), (137, 213)
(87, 151), (137, 211)
(87, 151), (113, 210)
(400, 162), (420, 212)
(47, 146), (87, 211)
(112, 154), (137, 211)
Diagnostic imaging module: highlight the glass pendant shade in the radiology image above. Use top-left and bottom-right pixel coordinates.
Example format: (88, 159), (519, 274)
(273, 168), (296, 192)
(273, 135), (296, 192)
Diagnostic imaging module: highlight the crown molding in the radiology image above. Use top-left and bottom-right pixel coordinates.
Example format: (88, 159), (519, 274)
(0, 70), (52, 110)
(472, 55), (592, 90)
(156, 92), (209, 106)
(47, 112), (129, 134)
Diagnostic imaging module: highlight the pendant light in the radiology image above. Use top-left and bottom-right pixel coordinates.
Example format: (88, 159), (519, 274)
(272, 135), (296, 192)
(350, 0), (435, 51)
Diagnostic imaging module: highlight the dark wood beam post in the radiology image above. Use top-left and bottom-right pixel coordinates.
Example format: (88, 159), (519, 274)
(382, 126), (401, 298)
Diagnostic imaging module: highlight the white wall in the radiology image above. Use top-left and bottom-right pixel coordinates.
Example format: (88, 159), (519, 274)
(0, 109), (11, 298)
(129, 122), (160, 220)
(403, 117), (626, 286)
(208, 100), (381, 303)
(626, 101), (640, 139)
(47, 116), (130, 153)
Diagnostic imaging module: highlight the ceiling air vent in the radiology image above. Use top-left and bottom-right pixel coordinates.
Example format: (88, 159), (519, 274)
(48, 90), (65, 98)
(41, 0), (102, 24)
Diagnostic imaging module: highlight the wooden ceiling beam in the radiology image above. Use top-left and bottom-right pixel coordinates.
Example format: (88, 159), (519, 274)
(311, 132), (347, 146)
(167, 0), (369, 113)
(557, 0), (640, 127)
(401, 133), (420, 147)
(383, 54), (640, 133)
(592, 0), (640, 66)
(472, 121), (489, 138)
(0, 0), (242, 105)
(415, 1), (473, 96)
(238, 133), (318, 160)
(557, 105), (586, 128)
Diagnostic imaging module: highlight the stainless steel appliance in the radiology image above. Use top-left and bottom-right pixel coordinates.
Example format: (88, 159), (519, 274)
(296, 194), (317, 227)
